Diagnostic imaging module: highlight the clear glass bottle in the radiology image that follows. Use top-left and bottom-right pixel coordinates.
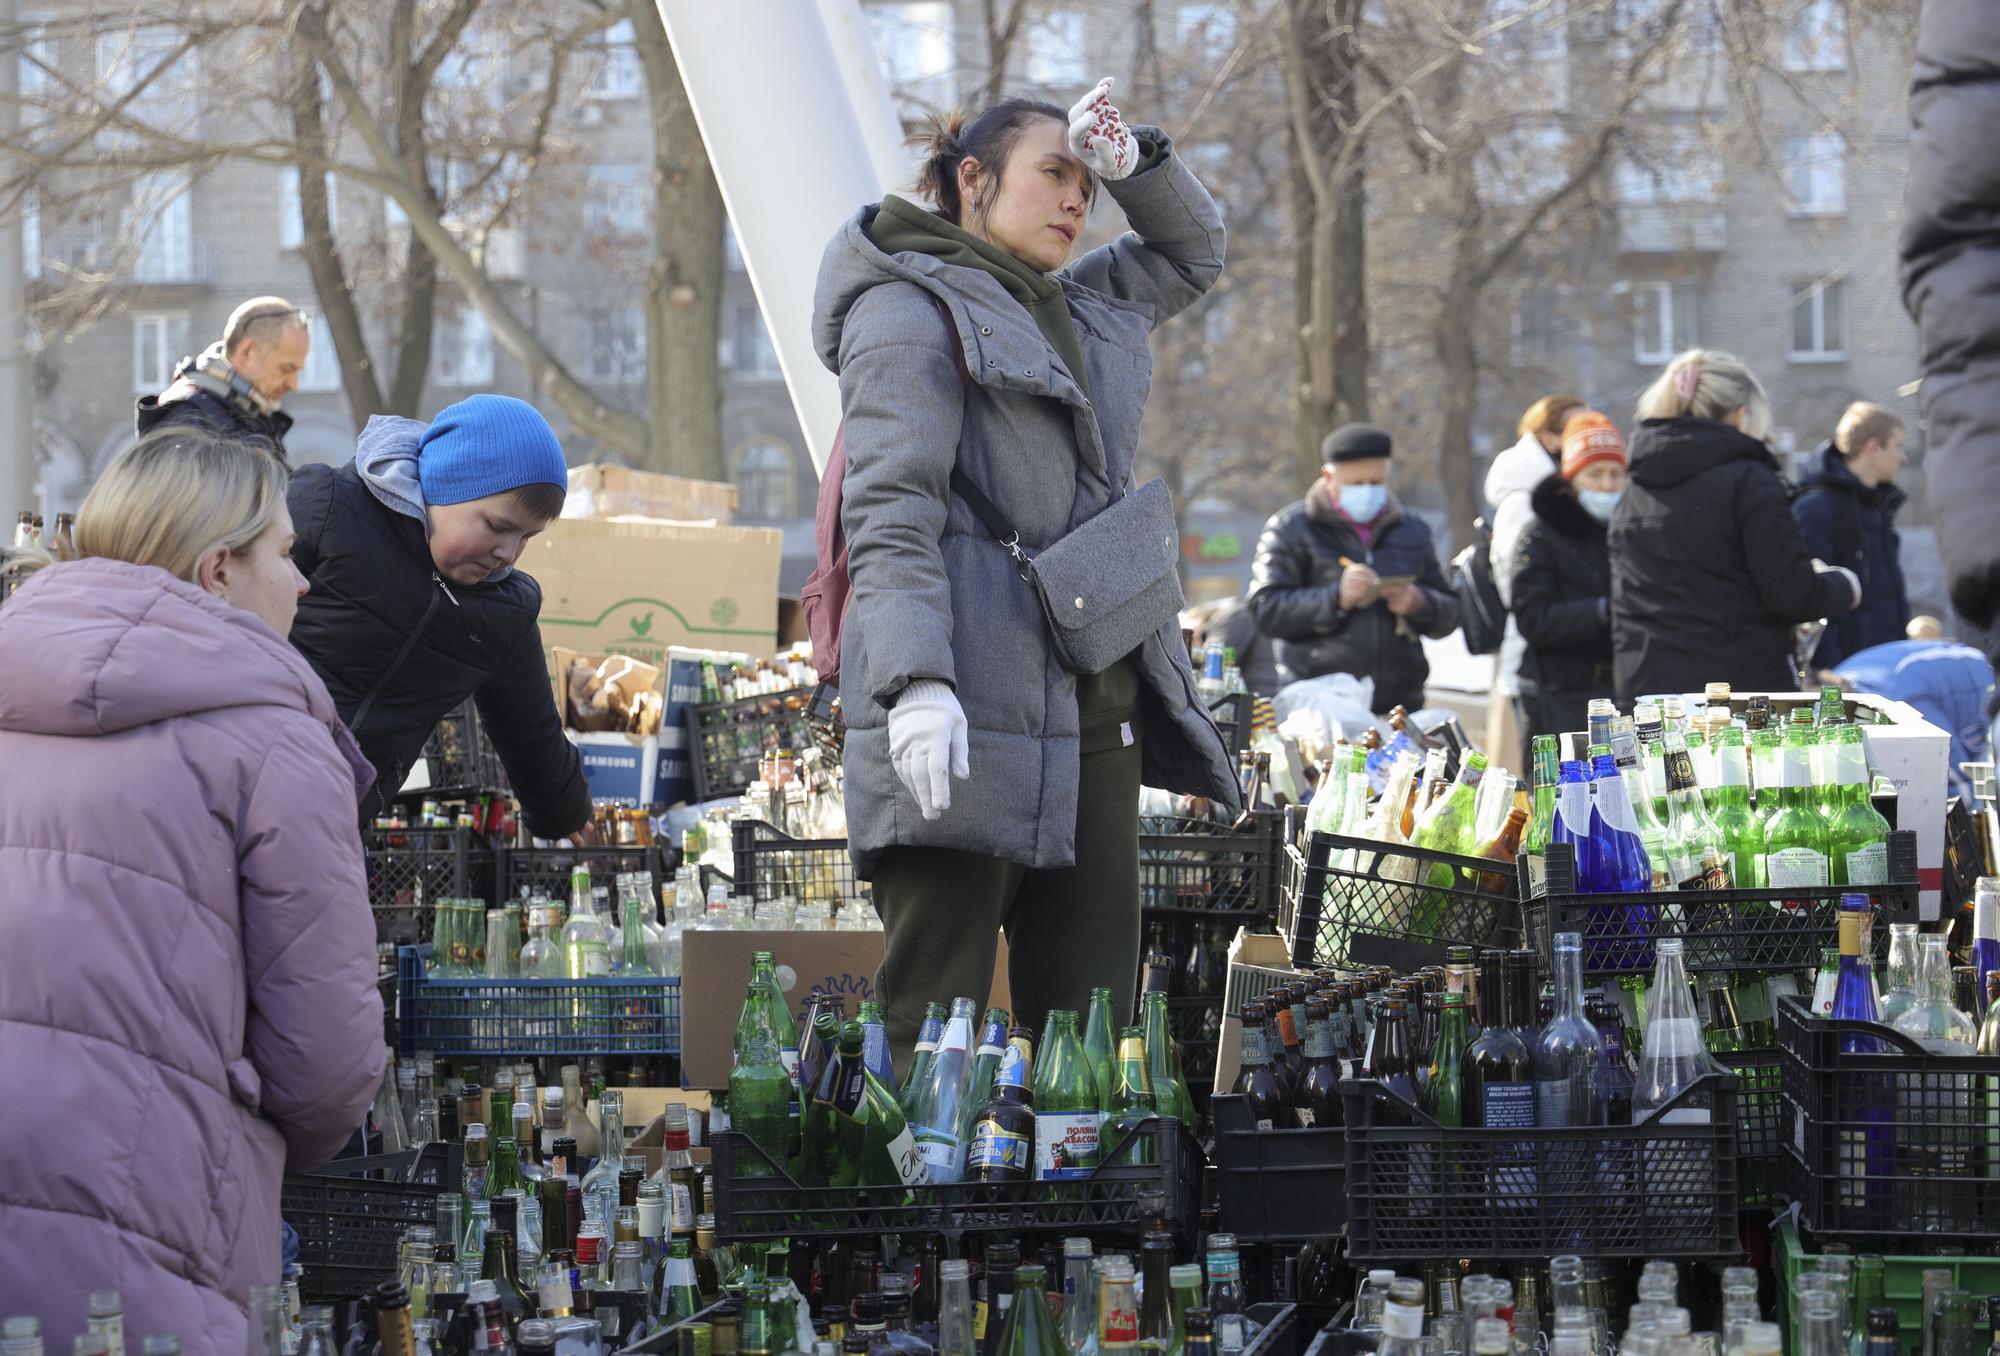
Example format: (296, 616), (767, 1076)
(1378, 1279), (1428, 1356)
(1536, 932), (1609, 1127)
(1633, 938), (1721, 1121)
(1892, 933), (1977, 1053)
(906, 996), (977, 1184)
(938, 1260), (976, 1356)
(1098, 1256), (1140, 1356)
(1880, 923), (1922, 1025)
(559, 867), (612, 979)
(519, 902), (562, 978)
(580, 1090), (626, 1238)
(1203, 1235), (1245, 1356)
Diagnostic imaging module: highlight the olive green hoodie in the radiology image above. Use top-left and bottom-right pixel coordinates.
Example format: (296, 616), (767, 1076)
(869, 193), (1093, 403)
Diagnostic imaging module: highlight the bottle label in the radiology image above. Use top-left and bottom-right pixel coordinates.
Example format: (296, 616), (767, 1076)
(1534, 1079), (1571, 1128)
(1274, 1007), (1299, 1048)
(1296, 1108), (1316, 1128)
(966, 1120), (1032, 1174)
(637, 1197), (664, 1240)
(884, 1126), (929, 1186)
(668, 1182), (694, 1234)
(976, 1042), (1006, 1060)
(668, 1257), (697, 1290)
(1035, 1111), (1102, 1179)
(779, 1046), (801, 1081)
(1480, 1081), (1537, 1129)
(972, 1302), (988, 1341)
(1677, 855), (1732, 892)
(1844, 841), (1889, 886)
(912, 1124), (965, 1175)
(1767, 846), (1830, 888)
(1239, 1028), (1266, 1064)
(1254, 1117), (1274, 1131)
(1102, 1301), (1140, 1346)
(1304, 1021), (1337, 1060)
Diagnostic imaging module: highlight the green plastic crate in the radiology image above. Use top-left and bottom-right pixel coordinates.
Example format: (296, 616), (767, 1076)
(1775, 1215), (2000, 1355)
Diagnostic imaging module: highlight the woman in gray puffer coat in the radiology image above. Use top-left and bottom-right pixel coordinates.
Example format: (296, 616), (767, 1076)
(812, 80), (1239, 1109)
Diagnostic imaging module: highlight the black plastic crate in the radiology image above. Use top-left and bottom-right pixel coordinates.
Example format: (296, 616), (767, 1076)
(732, 818), (860, 908)
(498, 843), (669, 907)
(1208, 693), (1254, 760)
(710, 1117), (1203, 1243)
(282, 1150), (446, 1301)
(396, 946), (680, 1059)
(1211, 1093), (1347, 1243)
(1716, 1046), (1786, 1210)
(1522, 831), (1919, 978)
(1777, 994), (2000, 1247)
(419, 700), (508, 793)
(1341, 1073), (1740, 1261)
(362, 827), (496, 946)
(1140, 811), (1286, 917)
(1277, 830), (1521, 972)
(1243, 1303), (1301, 1356)
(685, 686), (817, 802)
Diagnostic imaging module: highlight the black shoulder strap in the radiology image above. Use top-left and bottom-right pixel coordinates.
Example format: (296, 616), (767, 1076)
(927, 291), (1024, 551)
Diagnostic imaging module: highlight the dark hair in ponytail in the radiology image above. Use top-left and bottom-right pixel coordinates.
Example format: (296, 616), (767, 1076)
(911, 96), (1084, 228)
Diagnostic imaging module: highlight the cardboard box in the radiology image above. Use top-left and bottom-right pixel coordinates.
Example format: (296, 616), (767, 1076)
(524, 517), (783, 681)
(680, 929), (1012, 1090)
(1213, 929), (1306, 1096)
(566, 463), (738, 525)
(553, 646), (677, 806)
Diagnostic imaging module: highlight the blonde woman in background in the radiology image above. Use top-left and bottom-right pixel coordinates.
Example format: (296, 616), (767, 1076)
(0, 429), (383, 1353)
(1608, 348), (1862, 699)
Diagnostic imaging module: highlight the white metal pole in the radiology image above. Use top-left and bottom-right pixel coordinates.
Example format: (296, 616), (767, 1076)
(655, 0), (908, 475)
(0, 0), (36, 516)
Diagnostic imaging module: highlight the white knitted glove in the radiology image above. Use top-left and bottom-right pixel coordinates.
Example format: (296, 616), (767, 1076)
(888, 679), (970, 821)
(1812, 558), (1863, 611)
(1067, 77), (1142, 181)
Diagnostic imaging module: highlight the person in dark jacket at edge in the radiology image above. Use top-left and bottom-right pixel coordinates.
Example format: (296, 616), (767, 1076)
(1792, 400), (1911, 671)
(134, 296), (306, 460)
(287, 394), (591, 839)
(1609, 348), (1862, 700)
(1901, 0), (2000, 739)
(1513, 412), (1627, 749)
(1247, 423), (1463, 714)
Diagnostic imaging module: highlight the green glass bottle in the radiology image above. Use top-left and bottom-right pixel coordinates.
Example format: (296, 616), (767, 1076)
(996, 1264), (1068, 1356)
(1710, 726), (1765, 889)
(850, 1022), (929, 1190)
(1032, 1010), (1100, 1180)
(1750, 726), (1784, 813)
(1103, 1026), (1157, 1166)
(748, 951), (800, 1085)
(1634, 701), (1671, 823)
(1523, 735), (1559, 857)
(799, 1010), (849, 1187)
(1660, 734), (1731, 889)
(959, 1006), (1014, 1145)
(1817, 682), (1847, 727)
(900, 1002), (949, 1114)
(1824, 723), (1893, 887)
(1082, 988), (1118, 1114)
(1423, 990), (1469, 1128)
(619, 894), (656, 976)
(728, 980), (795, 1178)
(1763, 723), (1832, 896)
(1165, 1264), (1204, 1356)
(1412, 751), (1489, 941)
(739, 1279), (772, 1356)
(656, 1237), (702, 1324)
(1141, 992), (1194, 1128)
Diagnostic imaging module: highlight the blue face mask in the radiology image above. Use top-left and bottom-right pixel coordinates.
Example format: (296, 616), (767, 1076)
(1338, 482), (1388, 522)
(1578, 488), (1623, 521)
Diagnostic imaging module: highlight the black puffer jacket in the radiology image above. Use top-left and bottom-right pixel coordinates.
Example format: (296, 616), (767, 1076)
(1246, 484), (1461, 713)
(1514, 474), (1614, 740)
(1901, 0), (2000, 646)
(287, 461), (589, 837)
(135, 361), (293, 460)
(1609, 417), (1856, 699)
(1792, 442), (1910, 670)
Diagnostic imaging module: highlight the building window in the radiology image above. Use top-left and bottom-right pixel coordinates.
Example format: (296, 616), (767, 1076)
(865, 2), (954, 107)
(1789, 278), (1846, 362)
(96, 25), (197, 148)
(586, 164), (646, 237)
(131, 312), (189, 394)
(127, 172), (192, 282)
(733, 302), (781, 380)
(1176, 3), (1236, 59)
(279, 167), (339, 251)
(587, 306), (645, 385)
(585, 19), (643, 101)
(1782, 0), (1845, 72)
(1478, 122), (1569, 206)
(1511, 289), (1562, 367)
(1631, 281), (1698, 364)
(1785, 134), (1846, 215)
(22, 190), (39, 281)
(735, 439), (797, 520)
(432, 305), (495, 388)
(1616, 123), (1723, 204)
(1024, 9), (1087, 88)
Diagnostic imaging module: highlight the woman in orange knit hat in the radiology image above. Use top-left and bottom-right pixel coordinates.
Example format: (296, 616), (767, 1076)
(1511, 411), (1627, 743)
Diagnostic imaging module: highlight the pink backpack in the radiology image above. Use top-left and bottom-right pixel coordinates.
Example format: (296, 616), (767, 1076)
(801, 294), (970, 690)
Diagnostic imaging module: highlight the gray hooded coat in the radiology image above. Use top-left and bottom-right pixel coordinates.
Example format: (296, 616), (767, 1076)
(813, 127), (1241, 877)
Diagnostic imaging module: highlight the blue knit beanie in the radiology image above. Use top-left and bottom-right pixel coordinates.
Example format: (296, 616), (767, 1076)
(417, 394), (568, 506)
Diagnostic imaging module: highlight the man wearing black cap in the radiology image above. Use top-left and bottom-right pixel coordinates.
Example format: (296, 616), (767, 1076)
(1245, 422), (1462, 713)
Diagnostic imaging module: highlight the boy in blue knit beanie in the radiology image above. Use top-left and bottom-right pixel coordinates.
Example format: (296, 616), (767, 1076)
(283, 394), (590, 839)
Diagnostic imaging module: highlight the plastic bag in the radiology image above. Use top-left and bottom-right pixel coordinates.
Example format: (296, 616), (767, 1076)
(1274, 672), (1378, 741)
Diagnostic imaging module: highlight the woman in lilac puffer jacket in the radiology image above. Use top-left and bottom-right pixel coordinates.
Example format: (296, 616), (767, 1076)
(0, 429), (385, 1353)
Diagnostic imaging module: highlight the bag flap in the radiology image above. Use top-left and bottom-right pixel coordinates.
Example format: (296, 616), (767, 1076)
(1032, 478), (1183, 633)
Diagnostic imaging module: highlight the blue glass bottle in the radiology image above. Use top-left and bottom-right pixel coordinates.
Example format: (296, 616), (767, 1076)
(1829, 893), (1893, 1227)
(1552, 759), (1597, 887)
